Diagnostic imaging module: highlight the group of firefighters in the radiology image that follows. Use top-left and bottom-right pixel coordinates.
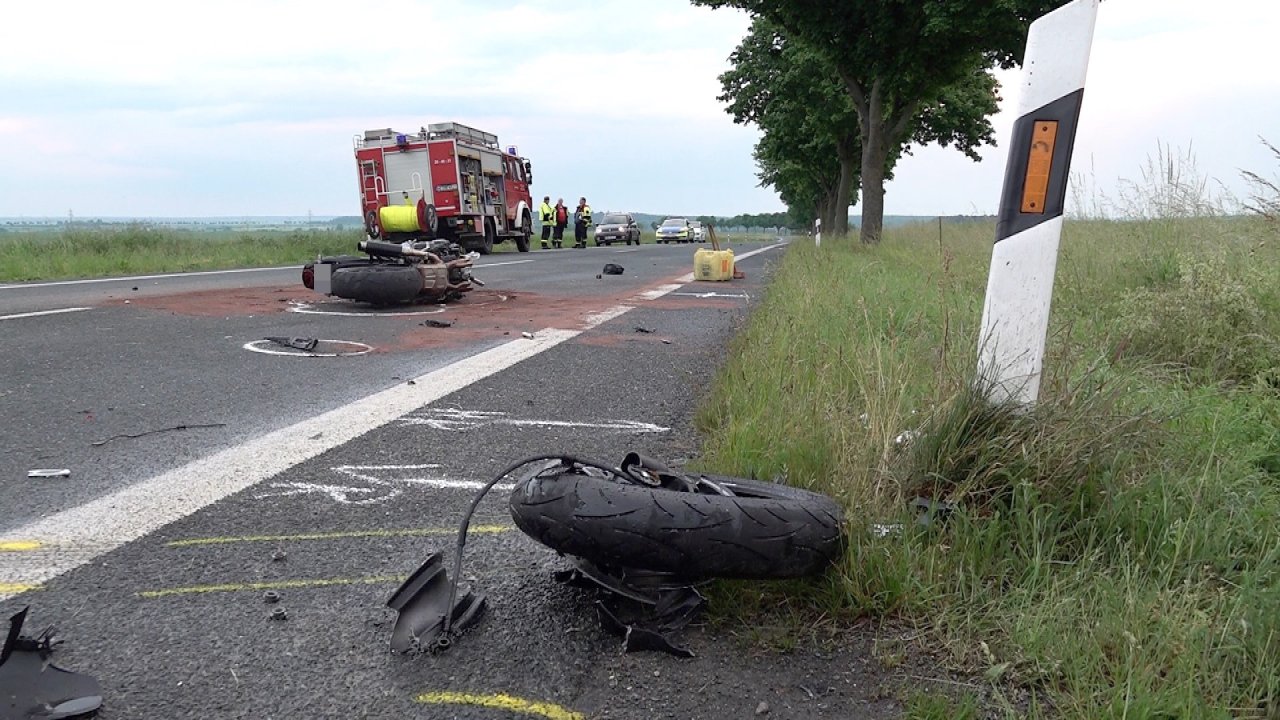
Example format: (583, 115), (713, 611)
(537, 196), (592, 250)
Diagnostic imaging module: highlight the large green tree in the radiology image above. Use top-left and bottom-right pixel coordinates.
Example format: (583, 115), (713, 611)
(719, 19), (860, 235)
(696, 0), (1061, 243)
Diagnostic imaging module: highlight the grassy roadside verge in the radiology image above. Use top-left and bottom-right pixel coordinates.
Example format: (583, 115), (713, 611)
(0, 226), (364, 282)
(693, 216), (1280, 718)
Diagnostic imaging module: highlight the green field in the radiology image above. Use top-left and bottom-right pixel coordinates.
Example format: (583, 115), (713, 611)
(693, 214), (1280, 717)
(0, 226), (363, 282)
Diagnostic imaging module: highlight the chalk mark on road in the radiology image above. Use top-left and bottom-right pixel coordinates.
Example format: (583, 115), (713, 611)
(253, 463), (515, 504)
(399, 408), (670, 434)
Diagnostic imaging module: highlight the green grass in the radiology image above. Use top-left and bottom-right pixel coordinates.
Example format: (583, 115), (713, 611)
(694, 215), (1280, 718)
(0, 225), (362, 282)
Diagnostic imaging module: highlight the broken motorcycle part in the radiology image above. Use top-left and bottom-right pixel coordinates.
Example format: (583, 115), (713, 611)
(26, 469), (71, 478)
(554, 558), (706, 657)
(511, 456), (844, 579)
(602, 264), (624, 275)
(1, 608), (103, 720)
(386, 553), (485, 653)
(391, 454), (844, 654)
(265, 336), (319, 352)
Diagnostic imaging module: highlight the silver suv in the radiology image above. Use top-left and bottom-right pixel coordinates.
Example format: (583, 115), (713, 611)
(594, 212), (642, 246)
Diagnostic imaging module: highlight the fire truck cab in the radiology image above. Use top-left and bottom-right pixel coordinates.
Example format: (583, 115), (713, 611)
(355, 122), (534, 254)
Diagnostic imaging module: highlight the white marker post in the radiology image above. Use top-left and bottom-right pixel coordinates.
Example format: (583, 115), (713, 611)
(814, 218), (822, 247)
(976, 0), (1100, 407)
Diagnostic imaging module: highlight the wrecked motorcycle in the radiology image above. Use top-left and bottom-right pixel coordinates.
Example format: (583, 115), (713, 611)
(302, 238), (479, 306)
(388, 453), (844, 657)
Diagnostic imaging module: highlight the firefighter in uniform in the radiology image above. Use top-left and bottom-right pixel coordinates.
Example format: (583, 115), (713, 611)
(539, 196), (554, 249)
(574, 197), (592, 248)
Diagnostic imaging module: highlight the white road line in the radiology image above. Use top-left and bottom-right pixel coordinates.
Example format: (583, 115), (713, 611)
(476, 259), (535, 268)
(0, 266), (298, 290)
(0, 307), (91, 321)
(614, 248), (641, 254)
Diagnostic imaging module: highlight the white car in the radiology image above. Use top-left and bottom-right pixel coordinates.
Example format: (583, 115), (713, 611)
(689, 221), (706, 242)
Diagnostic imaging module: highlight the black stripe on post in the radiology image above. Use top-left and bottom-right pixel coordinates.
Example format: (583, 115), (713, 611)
(995, 89), (1086, 242)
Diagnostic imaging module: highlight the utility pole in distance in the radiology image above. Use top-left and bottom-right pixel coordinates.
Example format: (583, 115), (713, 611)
(976, 0), (1100, 407)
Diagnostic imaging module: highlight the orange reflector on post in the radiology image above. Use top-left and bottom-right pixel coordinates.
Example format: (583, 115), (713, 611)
(1020, 121), (1059, 213)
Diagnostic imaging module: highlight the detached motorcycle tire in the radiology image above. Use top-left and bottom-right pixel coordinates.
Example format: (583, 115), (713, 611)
(330, 264), (422, 306)
(510, 471), (844, 580)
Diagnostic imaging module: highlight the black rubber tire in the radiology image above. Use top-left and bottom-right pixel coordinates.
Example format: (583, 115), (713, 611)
(330, 264), (422, 306)
(480, 220), (495, 255)
(517, 212), (531, 253)
(510, 471), (844, 580)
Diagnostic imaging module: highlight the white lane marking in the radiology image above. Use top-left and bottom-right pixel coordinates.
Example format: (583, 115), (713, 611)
(286, 301), (447, 317)
(614, 249), (641, 254)
(672, 292), (750, 299)
(0, 266), (297, 290)
(0, 327), (578, 599)
(400, 408), (669, 433)
(242, 340), (374, 357)
(477, 259), (535, 268)
(584, 305), (633, 328)
(636, 284), (683, 301)
(0, 307), (91, 321)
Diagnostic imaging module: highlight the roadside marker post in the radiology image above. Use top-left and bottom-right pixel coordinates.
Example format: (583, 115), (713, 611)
(976, 0), (1100, 407)
(814, 218), (822, 247)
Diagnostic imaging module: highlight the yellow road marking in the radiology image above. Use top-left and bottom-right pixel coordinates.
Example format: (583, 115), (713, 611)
(0, 583), (42, 594)
(0, 541), (42, 552)
(415, 692), (584, 720)
(163, 525), (510, 547)
(137, 575), (407, 598)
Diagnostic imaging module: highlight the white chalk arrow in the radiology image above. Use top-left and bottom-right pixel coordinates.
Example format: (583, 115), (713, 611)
(399, 408), (669, 434)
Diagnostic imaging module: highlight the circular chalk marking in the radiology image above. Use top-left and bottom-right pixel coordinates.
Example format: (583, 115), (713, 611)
(243, 339), (373, 358)
(287, 300), (446, 317)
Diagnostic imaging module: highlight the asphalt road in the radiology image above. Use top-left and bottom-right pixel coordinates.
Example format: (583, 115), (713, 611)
(0, 241), (901, 719)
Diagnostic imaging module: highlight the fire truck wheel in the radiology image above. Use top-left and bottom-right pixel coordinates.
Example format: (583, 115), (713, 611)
(480, 220), (495, 255)
(516, 212), (531, 253)
(330, 264), (422, 306)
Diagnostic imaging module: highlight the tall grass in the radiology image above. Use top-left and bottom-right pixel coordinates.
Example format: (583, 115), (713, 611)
(694, 213), (1280, 717)
(0, 225), (362, 282)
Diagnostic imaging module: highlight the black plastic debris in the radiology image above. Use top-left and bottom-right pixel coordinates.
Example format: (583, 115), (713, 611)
(387, 553), (485, 654)
(0, 608), (103, 719)
(555, 562), (703, 658)
(264, 336), (318, 352)
(602, 264), (624, 275)
(634, 326), (655, 334)
(421, 319), (454, 328)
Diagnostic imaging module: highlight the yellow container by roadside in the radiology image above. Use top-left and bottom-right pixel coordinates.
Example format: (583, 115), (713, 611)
(694, 248), (734, 281)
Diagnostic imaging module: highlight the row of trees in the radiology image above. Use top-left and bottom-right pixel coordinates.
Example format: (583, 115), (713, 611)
(699, 0), (1064, 243)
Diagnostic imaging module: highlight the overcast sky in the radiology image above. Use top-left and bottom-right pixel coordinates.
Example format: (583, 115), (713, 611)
(1, 0), (1276, 219)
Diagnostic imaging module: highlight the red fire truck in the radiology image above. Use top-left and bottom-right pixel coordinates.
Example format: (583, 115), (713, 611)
(354, 122), (534, 254)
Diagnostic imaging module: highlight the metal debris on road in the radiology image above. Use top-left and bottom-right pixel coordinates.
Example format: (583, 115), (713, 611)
(265, 336), (319, 352)
(634, 326), (655, 334)
(269, 608), (288, 621)
(271, 550), (288, 562)
(602, 264), (624, 275)
(263, 591), (282, 604)
(26, 469), (71, 478)
(521, 332), (534, 339)
(91, 423), (228, 447)
(421, 319), (454, 328)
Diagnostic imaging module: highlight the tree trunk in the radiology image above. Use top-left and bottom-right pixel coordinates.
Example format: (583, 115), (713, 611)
(859, 81), (888, 245)
(832, 134), (859, 238)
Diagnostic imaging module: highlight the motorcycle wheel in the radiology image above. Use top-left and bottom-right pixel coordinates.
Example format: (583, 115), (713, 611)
(509, 471), (844, 580)
(330, 264), (423, 306)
